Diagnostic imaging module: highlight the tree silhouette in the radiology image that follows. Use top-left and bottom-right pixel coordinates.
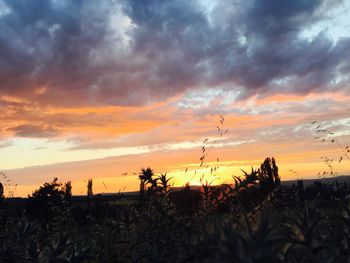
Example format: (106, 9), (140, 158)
(64, 181), (72, 204)
(26, 178), (69, 220)
(87, 179), (93, 197)
(87, 179), (93, 213)
(258, 157), (280, 191)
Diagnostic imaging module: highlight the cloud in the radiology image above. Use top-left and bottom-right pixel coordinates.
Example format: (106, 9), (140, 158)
(7, 124), (60, 138)
(122, 0), (350, 99)
(0, 140), (11, 148)
(0, 0), (349, 108)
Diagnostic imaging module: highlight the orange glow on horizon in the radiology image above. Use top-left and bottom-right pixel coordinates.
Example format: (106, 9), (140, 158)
(7, 153), (350, 197)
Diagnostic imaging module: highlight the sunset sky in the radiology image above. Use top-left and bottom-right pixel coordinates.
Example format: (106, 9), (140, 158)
(1, 0), (350, 196)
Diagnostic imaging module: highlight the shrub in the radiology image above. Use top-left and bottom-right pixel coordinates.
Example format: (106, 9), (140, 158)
(26, 178), (71, 221)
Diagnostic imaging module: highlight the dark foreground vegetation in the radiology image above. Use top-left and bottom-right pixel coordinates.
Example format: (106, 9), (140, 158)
(1, 158), (350, 262)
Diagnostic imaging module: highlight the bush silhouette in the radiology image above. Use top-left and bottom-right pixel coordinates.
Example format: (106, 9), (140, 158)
(26, 178), (70, 221)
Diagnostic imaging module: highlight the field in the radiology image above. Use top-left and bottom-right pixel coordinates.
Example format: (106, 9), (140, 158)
(1, 158), (350, 263)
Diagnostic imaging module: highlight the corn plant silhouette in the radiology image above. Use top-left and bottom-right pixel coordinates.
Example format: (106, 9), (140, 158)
(138, 167), (155, 207)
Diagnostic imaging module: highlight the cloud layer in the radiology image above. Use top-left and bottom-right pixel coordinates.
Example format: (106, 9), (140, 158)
(1, 0), (349, 108)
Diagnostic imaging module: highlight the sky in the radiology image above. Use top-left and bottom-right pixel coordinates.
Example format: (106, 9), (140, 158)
(0, 0), (350, 197)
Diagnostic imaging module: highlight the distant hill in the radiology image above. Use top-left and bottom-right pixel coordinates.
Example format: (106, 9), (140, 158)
(91, 176), (350, 197)
(282, 175), (350, 187)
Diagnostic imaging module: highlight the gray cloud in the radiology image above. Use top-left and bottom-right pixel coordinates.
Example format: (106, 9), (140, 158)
(0, 0), (349, 106)
(7, 124), (59, 138)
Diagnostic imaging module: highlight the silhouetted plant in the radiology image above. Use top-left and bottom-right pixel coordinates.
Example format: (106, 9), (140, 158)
(87, 179), (93, 213)
(157, 173), (172, 196)
(259, 157), (281, 191)
(26, 177), (70, 221)
(297, 179), (304, 200)
(64, 181), (72, 204)
(87, 179), (93, 198)
(139, 167), (156, 207)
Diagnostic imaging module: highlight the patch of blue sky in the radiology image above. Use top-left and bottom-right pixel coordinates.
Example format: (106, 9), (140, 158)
(300, 1), (350, 42)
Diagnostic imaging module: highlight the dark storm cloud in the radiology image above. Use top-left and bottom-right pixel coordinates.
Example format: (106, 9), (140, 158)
(0, 0), (349, 106)
(0, 0), (112, 104)
(205, 0), (350, 97)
